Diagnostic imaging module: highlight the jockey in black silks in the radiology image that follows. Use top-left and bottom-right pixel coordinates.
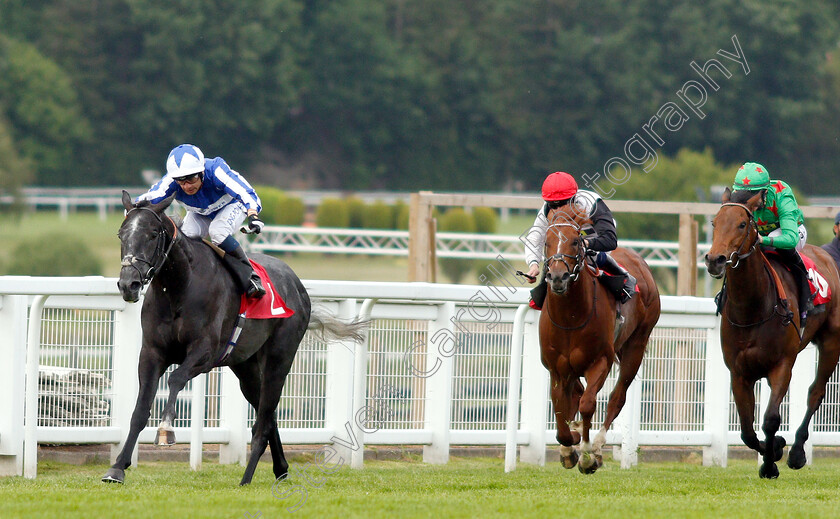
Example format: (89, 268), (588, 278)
(523, 171), (636, 310)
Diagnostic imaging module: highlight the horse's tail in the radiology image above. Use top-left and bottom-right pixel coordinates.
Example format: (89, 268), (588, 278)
(308, 304), (369, 343)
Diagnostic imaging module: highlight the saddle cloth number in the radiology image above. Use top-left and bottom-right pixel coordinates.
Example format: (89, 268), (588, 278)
(809, 267), (830, 299)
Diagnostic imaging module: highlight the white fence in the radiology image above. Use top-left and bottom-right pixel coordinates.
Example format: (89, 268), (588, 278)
(249, 225), (712, 269)
(1, 275), (838, 479)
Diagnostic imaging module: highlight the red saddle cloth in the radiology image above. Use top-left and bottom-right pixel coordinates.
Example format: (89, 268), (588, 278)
(238, 260), (295, 319)
(588, 262), (641, 292)
(801, 254), (832, 306)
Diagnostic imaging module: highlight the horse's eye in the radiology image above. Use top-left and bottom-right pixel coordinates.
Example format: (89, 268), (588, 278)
(739, 222), (747, 229)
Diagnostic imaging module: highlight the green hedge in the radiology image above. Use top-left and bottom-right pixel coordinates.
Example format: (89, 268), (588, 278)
(255, 185), (305, 225)
(437, 208), (476, 283)
(346, 197), (367, 228)
(472, 207), (498, 233)
(393, 200), (409, 229)
(362, 201), (394, 229)
(316, 198), (350, 228)
(6, 232), (102, 276)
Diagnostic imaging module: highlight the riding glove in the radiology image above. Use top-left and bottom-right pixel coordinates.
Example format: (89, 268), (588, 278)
(241, 214), (265, 234)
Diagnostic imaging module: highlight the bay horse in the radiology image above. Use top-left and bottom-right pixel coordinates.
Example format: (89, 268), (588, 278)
(540, 204), (660, 473)
(705, 188), (840, 478)
(103, 192), (366, 486)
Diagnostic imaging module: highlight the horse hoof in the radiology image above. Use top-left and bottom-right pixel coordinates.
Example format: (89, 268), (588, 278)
(578, 453), (602, 475)
(561, 450), (579, 469)
(759, 463), (779, 479)
(787, 447), (806, 470)
(155, 428), (176, 446)
(773, 437), (786, 462)
(101, 468), (125, 484)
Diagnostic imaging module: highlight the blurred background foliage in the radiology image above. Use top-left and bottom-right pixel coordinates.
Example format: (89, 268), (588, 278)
(0, 0), (837, 197)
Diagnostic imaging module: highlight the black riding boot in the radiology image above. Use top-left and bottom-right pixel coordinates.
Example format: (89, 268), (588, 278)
(775, 248), (812, 336)
(598, 253), (636, 304)
(223, 246), (266, 298)
(529, 267), (548, 310)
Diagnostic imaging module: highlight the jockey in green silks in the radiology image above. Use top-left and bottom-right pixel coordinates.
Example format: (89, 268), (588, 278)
(730, 161), (813, 331)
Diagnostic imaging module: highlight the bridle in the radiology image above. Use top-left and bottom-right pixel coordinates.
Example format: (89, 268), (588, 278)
(120, 207), (179, 287)
(716, 202), (794, 330)
(718, 202), (760, 270)
(545, 222), (586, 283)
(544, 218), (598, 330)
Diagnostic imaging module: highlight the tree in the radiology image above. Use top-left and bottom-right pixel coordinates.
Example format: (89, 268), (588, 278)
(0, 35), (92, 185)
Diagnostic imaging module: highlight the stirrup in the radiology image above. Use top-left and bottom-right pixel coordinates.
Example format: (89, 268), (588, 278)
(799, 313), (808, 339)
(619, 274), (636, 304)
(247, 276), (266, 298)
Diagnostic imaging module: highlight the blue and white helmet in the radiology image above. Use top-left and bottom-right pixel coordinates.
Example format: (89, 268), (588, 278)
(166, 144), (205, 178)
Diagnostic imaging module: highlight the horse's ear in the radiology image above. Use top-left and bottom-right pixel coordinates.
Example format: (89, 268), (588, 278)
(721, 187), (731, 203)
(122, 190), (135, 211)
(152, 193), (176, 213)
(746, 189), (766, 211)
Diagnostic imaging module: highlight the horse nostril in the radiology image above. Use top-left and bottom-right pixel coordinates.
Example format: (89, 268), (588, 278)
(545, 272), (553, 281)
(129, 281), (142, 293)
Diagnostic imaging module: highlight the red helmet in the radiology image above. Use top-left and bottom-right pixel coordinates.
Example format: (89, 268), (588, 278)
(541, 172), (578, 201)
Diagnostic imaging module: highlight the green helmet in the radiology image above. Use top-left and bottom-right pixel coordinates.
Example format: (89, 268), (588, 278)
(732, 162), (770, 191)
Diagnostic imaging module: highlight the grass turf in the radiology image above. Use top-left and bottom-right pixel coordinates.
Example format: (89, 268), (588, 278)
(2, 456), (840, 518)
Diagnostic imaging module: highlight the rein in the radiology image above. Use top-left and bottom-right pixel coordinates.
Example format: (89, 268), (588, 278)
(546, 277), (598, 330)
(719, 202), (759, 269)
(120, 207), (179, 287)
(717, 203), (795, 330)
(544, 220), (597, 330)
(545, 222), (585, 282)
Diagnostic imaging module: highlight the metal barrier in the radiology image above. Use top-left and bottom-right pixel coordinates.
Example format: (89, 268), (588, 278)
(0, 276), (836, 479)
(249, 225), (712, 269)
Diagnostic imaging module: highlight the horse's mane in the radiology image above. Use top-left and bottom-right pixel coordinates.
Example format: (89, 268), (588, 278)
(548, 204), (592, 227)
(730, 189), (763, 205)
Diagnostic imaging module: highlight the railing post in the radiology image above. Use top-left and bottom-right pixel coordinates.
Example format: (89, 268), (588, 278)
(423, 302), (455, 464)
(408, 192), (434, 282)
(789, 343), (816, 465)
(24, 295), (48, 478)
(703, 319), (729, 466)
(219, 366), (248, 465)
(190, 373), (206, 470)
(518, 314), (547, 466)
(677, 213), (698, 296)
(350, 298), (376, 469)
(619, 377), (642, 468)
(111, 299), (143, 466)
(0, 296), (28, 476)
(326, 299), (358, 462)
(504, 305), (528, 472)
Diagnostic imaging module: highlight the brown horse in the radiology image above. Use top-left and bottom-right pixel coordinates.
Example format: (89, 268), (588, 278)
(539, 204), (660, 473)
(705, 188), (840, 478)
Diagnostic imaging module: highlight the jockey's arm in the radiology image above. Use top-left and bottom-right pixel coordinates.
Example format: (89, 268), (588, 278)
(762, 212), (800, 249)
(135, 176), (177, 204)
(761, 190), (802, 249)
(523, 207), (548, 269)
(585, 200), (618, 252)
(211, 160), (262, 215)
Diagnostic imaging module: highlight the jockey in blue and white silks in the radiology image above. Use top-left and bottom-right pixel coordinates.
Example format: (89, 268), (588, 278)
(136, 144), (267, 298)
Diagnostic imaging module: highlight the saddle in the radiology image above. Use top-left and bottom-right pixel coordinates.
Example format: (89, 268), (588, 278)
(585, 258), (639, 301)
(765, 250), (832, 307)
